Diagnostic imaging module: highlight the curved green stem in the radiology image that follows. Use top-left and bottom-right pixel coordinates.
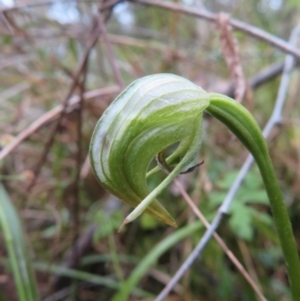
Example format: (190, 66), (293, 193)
(207, 93), (300, 300)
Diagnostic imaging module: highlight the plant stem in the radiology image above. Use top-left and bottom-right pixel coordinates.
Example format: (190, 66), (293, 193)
(207, 93), (300, 300)
(255, 151), (300, 300)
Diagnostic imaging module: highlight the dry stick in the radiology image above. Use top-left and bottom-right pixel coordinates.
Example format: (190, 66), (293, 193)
(0, 0), (97, 12)
(71, 58), (88, 297)
(96, 9), (124, 89)
(148, 269), (183, 295)
(0, 11), (14, 34)
(0, 0), (122, 16)
(80, 155), (91, 179)
(106, 34), (186, 58)
(78, 6), (125, 179)
(100, 0), (124, 11)
(225, 61), (286, 98)
(0, 86), (120, 161)
(26, 21), (102, 192)
(74, 68), (87, 204)
(238, 239), (262, 291)
(130, 0), (300, 59)
(50, 223), (98, 291)
(1, 11), (20, 35)
(218, 13), (246, 102)
(76, 69), (89, 222)
(0, 53), (35, 70)
(2, 1), (299, 66)
(50, 199), (121, 291)
(171, 179), (267, 301)
(0, 82), (30, 102)
(155, 24), (300, 301)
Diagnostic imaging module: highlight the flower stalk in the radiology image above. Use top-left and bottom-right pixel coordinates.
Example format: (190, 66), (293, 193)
(207, 93), (300, 300)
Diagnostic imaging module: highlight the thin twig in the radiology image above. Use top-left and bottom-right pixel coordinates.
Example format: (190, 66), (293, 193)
(0, 0), (97, 12)
(224, 61), (290, 97)
(79, 156), (91, 179)
(0, 86), (120, 161)
(71, 57), (88, 292)
(0, 11), (14, 34)
(96, 7), (124, 88)
(0, 11), (22, 36)
(0, 0), (122, 16)
(155, 179), (267, 301)
(148, 269), (183, 295)
(238, 239), (262, 292)
(26, 21), (103, 192)
(51, 224), (98, 290)
(218, 13), (246, 102)
(106, 33), (186, 58)
(0, 53), (35, 70)
(130, 0), (300, 59)
(100, 0), (124, 11)
(0, 82), (30, 102)
(51, 199), (120, 290)
(155, 24), (300, 300)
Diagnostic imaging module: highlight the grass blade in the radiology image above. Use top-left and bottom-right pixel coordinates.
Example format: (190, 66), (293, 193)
(112, 221), (203, 301)
(33, 262), (152, 299)
(0, 183), (38, 301)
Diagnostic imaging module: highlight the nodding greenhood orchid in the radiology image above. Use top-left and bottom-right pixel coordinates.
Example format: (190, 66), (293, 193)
(90, 73), (300, 300)
(89, 73), (281, 227)
(90, 74), (209, 227)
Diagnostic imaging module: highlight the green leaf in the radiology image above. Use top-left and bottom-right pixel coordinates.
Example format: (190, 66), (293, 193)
(2, 35), (12, 45)
(244, 168), (264, 189)
(93, 210), (123, 241)
(215, 170), (240, 189)
(0, 184), (38, 301)
(240, 190), (269, 205)
(229, 203), (253, 241)
(111, 221), (203, 301)
(68, 37), (78, 60)
(254, 211), (272, 225)
(33, 262), (151, 299)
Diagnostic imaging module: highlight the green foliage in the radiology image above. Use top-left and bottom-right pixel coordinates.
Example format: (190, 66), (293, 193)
(0, 184), (38, 301)
(209, 168), (270, 240)
(42, 208), (70, 238)
(33, 261), (151, 298)
(2, 35), (12, 45)
(112, 221), (203, 301)
(68, 38), (79, 61)
(93, 210), (123, 241)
